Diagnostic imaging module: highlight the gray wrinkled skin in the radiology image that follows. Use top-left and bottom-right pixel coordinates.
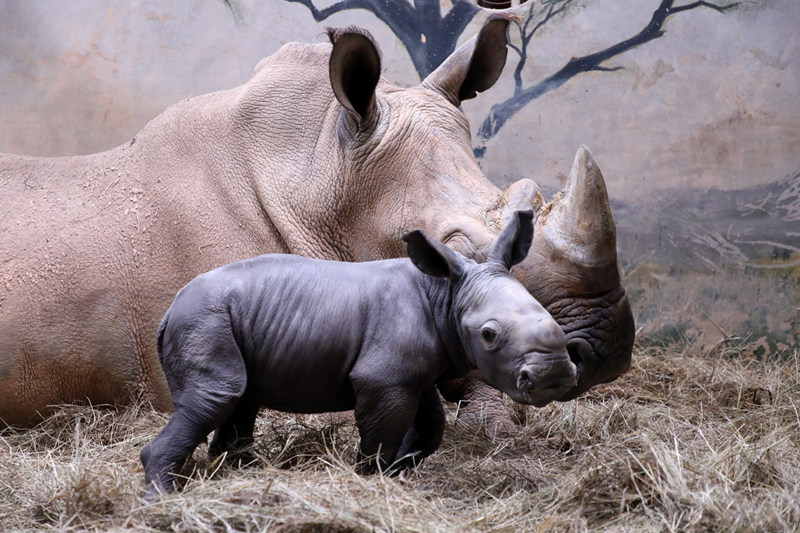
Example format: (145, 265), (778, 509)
(140, 211), (575, 497)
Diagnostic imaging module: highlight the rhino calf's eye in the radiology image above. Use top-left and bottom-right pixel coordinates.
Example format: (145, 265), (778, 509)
(481, 327), (497, 344)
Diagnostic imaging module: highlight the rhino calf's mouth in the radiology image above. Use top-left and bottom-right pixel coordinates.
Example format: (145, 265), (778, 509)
(513, 353), (577, 406)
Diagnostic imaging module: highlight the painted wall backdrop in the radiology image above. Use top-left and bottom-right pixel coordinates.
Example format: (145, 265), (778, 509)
(2, 0), (798, 355)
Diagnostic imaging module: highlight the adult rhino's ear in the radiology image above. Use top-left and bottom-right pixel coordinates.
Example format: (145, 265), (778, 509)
(421, 14), (514, 106)
(327, 26), (381, 123)
(499, 178), (544, 228)
(403, 230), (466, 280)
(488, 210), (534, 270)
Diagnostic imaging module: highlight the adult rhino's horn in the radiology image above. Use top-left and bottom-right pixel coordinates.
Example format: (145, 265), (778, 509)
(421, 13), (517, 106)
(540, 146), (618, 268)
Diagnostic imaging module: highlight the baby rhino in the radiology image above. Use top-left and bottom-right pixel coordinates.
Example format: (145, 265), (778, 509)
(141, 211), (576, 497)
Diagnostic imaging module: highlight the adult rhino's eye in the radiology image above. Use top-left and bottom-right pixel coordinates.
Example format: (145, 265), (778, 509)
(481, 327), (497, 345)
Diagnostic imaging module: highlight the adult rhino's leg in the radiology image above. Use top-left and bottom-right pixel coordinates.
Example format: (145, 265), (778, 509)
(208, 395), (261, 465)
(394, 385), (445, 470)
(141, 321), (247, 499)
(438, 376), (519, 437)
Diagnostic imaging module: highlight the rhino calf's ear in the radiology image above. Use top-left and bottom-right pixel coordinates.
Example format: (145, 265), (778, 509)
(403, 230), (465, 280)
(488, 210), (534, 270)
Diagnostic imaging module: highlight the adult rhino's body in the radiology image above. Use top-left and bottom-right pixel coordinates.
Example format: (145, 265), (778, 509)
(0, 16), (633, 427)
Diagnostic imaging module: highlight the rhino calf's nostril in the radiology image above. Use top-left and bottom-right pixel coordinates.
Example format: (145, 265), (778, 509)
(517, 368), (535, 391)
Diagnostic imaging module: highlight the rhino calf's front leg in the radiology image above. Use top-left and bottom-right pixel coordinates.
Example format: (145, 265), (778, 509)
(394, 385), (446, 470)
(352, 377), (429, 474)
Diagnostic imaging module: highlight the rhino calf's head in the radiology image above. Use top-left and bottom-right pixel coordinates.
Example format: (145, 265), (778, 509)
(405, 211), (577, 407)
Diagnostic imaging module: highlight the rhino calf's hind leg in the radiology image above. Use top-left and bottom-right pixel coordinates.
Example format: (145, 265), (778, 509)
(140, 400), (236, 499)
(141, 325), (248, 498)
(208, 396), (261, 465)
(141, 387), (245, 497)
(394, 386), (445, 470)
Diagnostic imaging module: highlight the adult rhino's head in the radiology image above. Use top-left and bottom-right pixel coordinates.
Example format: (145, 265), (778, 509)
(497, 148), (635, 400)
(262, 18), (631, 400)
(404, 211), (577, 407)
(288, 15), (518, 261)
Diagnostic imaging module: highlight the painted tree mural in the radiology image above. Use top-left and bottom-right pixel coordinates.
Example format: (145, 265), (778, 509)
(284, 0), (482, 77)
(474, 0), (739, 155)
(226, 0), (738, 157)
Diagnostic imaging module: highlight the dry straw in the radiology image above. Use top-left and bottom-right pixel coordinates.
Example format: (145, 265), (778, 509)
(1, 339), (798, 532)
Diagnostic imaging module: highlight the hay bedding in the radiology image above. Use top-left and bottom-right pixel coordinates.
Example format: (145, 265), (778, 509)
(1, 341), (799, 532)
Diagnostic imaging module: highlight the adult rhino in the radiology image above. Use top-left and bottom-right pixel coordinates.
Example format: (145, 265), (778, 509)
(0, 15), (633, 428)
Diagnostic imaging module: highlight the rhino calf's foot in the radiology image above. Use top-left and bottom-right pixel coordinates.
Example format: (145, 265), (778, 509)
(140, 416), (209, 500)
(209, 447), (260, 469)
(141, 380), (246, 496)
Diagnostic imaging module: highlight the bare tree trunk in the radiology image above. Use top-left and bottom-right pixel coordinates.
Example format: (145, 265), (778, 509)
(284, 0), (480, 79)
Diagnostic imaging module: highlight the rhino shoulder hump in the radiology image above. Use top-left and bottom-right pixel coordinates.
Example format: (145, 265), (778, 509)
(252, 41), (331, 77)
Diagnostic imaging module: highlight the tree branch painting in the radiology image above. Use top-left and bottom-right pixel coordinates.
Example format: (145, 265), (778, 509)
(474, 0), (739, 155)
(285, 0), (480, 78)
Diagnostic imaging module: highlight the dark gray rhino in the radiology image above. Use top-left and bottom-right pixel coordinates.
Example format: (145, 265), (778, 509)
(0, 14), (633, 430)
(141, 211), (576, 496)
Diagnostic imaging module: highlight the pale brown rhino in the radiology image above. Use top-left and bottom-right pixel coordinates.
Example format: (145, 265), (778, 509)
(0, 15), (633, 428)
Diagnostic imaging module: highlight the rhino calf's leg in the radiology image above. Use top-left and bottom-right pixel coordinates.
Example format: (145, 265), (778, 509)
(208, 396), (261, 465)
(141, 385), (246, 498)
(394, 386), (446, 470)
(141, 398), (237, 500)
(352, 384), (419, 475)
(142, 321), (248, 499)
